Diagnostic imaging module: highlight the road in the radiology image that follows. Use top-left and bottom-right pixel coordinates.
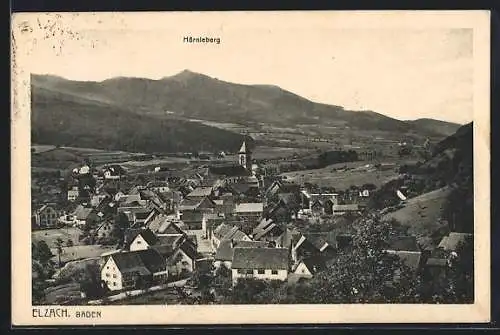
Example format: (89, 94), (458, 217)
(87, 278), (188, 305)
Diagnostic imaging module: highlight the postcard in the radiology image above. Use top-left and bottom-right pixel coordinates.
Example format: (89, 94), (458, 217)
(11, 10), (490, 325)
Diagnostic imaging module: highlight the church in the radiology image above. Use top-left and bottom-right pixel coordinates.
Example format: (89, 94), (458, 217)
(201, 140), (259, 187)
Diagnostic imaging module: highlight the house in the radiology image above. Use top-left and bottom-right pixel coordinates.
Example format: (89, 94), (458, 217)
(128, 229), (163, 251)
(179, 196), (216, 229)
(264, 200), (294, 222)
(100, 249), (167, 291)
(94, 219), (114, 241)
(67, 186), (79, 202)
(124, 226), (198, 276)
(301, 192), (339, 216)
(72, 205), (95, 227)
(205, 165), (252, 185)
(291, 256), (326, 281)
(290, 234), (335, 263)
(157, 190), (183, 214)
(157, 219), (187, 235)
(384, 236), (423, 272)
(103, 165), (124, 180)
(179, 196), (216, 213)
(228, 183), (261, 200)
(33, 204), (60, 228)
(146, 180), (170, 193)
(164, 239), (198, 277)
(252, 220), (285, 243)
(234, 202), (264, 220)
(214, 240), (270, 269)
(331, 204), (360, 216)
(231, 247), (290, 285)
(437, 232), (473, 253)
(186, 187), (214, 200)
(90, 194), (109, 208)
(211, 223), (251, 250)
(265, 180), (301, 200)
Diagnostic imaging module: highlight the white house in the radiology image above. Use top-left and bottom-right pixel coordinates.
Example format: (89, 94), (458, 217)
(67, 186), (79, 202)
(100, 249), (167, 291)
(231, 247), (289, 285)
(234, 202), (264, 219)
(331, 204), (360, 216)
(33, 204), (60, 228)
(214, 240), (269, 269)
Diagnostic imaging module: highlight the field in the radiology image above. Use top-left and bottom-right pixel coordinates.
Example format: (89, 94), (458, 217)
(280, 162), (397, 190)
(32, 227), (82, 248)
(50, 245), (116, 264)
(383, 186), (452, 249)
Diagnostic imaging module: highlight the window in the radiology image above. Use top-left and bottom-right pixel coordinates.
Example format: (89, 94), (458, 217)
(137, 241), (141, 244)
(113, 282), (117, 286)
(246, 269), (253, 275)
(257, 269), (265, 274)
(106, 273), (110, 277)
(112, 274), (117, 278)
(271, 270), (278, 275)
(106, 266), (109, 270)
(237, 269), (244, 274)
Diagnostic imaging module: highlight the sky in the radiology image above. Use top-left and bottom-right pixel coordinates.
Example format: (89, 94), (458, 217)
(16, 12), (477, 124)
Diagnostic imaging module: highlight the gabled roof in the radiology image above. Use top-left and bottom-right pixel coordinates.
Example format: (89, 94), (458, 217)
(232, 247), (289, 270)
(438, 232), (473, 251)
(110, 249), (165, 275)
(235, 202), (264, 213)
(156, 234), (184, 249)
(73, 205), (93, 221)
(253, 223), (283, 241)
(213, 223), (234, 239)
(296, 256), (327, 274)
(222, 227), (249, 241)
(136, 228), (159, 246)
(215, 239), (269, 261)
(178, 240), (198, 260)
(158, 221), (185, 235)
(252, 218), (274, 236)
(187, 187), (213, 198)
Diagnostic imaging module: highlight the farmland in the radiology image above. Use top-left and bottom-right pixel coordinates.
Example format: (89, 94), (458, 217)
(32, 227), (82, 248)
(279, 159), (418, 191)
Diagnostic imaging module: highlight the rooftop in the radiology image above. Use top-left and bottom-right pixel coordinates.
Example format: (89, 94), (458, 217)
(232, 247), (289, 270)
(235, 202), (264, 213)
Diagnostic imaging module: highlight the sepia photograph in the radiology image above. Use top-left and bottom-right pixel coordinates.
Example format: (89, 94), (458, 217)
(11, 11), (490, 325)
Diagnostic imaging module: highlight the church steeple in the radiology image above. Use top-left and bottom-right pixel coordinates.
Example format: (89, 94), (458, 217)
(238, 140), (252, 171)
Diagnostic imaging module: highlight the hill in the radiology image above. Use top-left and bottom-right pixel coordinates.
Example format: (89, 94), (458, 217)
(31, 83), (252, 154)
(374, 122), (473, 238)
(407, 118), (461, 137)
(31, 71), (453, 137)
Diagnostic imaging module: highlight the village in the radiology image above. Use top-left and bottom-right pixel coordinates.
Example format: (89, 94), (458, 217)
(31, 138), (472, 305)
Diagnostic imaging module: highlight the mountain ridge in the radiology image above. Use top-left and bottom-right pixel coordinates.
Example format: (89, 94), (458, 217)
(31, 70), (460, 137)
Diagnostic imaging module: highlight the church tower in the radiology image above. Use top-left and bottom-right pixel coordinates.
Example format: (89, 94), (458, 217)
(238, 140), (252, 171)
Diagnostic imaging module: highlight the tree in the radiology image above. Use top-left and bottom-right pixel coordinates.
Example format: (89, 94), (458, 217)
(55, 237), (65, 268)
(290, 216), (421, 304)
(32, 241), (54, 266)
(111, 213), (129, 247)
